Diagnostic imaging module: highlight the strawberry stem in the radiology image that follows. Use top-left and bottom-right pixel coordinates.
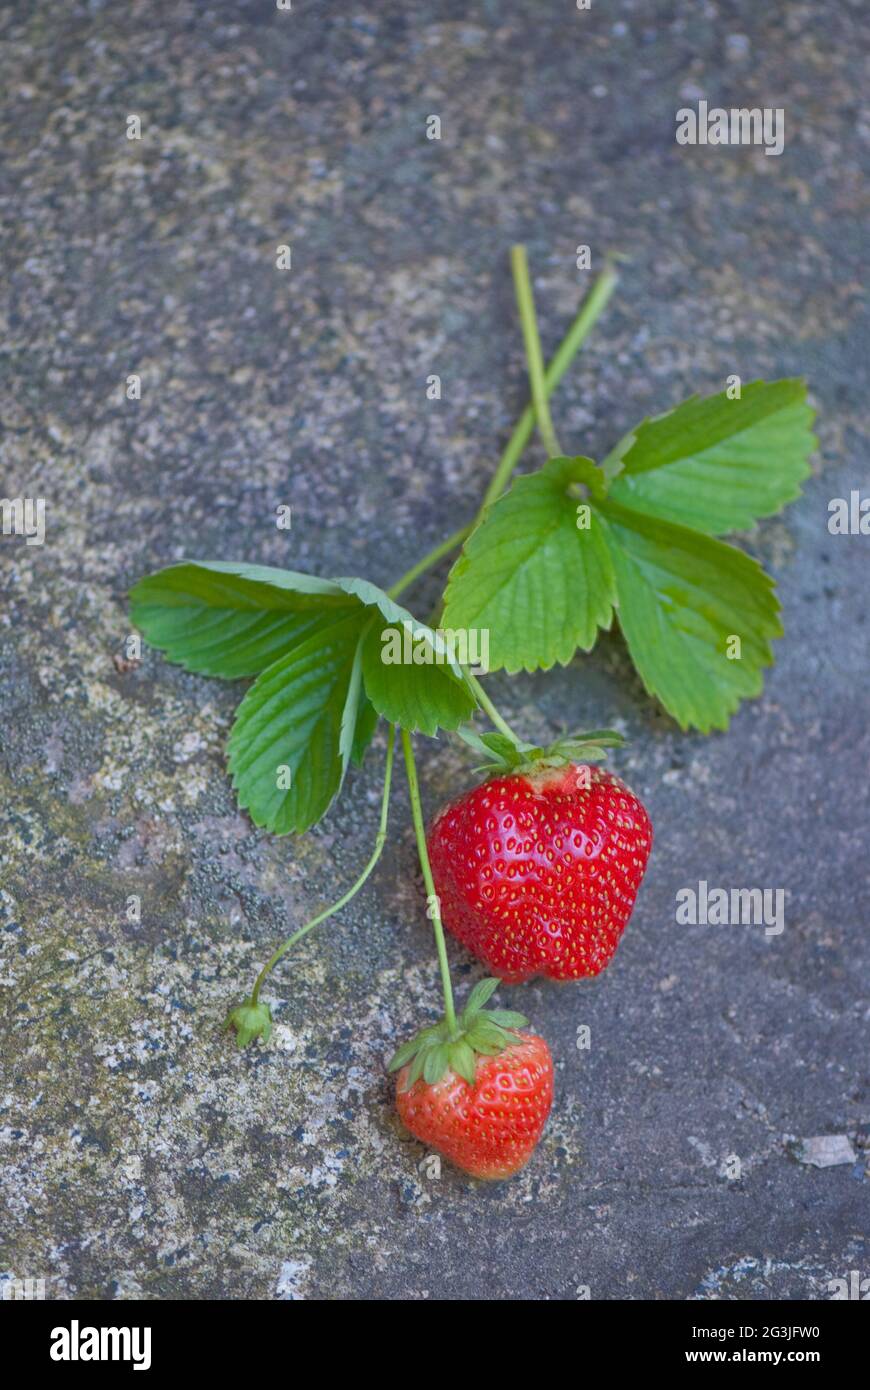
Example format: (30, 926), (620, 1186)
(248, 726), (396, 1007)
(511, 244), (562, 459)
(464, 670), (521, 745)
(387, 254), (619, 602)
(400, 727), (457, 1034)
(480, 255), (618, 509)
(386, 526), (470, 601)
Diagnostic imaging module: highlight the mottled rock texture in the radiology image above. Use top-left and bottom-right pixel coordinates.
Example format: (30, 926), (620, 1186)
(1, 0), (867, 1300)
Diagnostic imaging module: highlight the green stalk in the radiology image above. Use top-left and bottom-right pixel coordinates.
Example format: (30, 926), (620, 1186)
(387, 254), (618, 601)
(400, 727), (456, 1033)
(510, 244), (561, 458)
(387, 526), (469, 601)
(464, 670), (520, 744)
(479, 252), (619, 508)
(249, 727), (396, 1005)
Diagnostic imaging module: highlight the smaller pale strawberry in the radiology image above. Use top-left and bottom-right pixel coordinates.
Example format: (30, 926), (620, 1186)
(389, 979), (554, 1180)
(224, 999), (272, 1048)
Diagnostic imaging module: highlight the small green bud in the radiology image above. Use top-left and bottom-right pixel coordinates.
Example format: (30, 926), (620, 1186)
(225, 999), (273, 1049)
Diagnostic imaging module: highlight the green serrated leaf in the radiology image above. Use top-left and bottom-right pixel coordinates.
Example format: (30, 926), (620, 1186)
(350, 693), (380, 767)
(599, 498), (781, 733)
(361, 618), (476, 737)
(605, 379), (816, 535)
(318, 577), (477, 737)
(442, 456), (617, 673)
(331, 576), (421, 628)
(550, 453), (609, 501)
(338, 627), (367, 786)
(227, 611), (366, 834)
(449, 1039), (478, 1085)
(130, 561), (354, 678)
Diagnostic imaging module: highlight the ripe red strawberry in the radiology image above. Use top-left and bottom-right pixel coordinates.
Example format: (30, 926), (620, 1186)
(428, 760), (652, 983)
(395, 1030), (553, 1180)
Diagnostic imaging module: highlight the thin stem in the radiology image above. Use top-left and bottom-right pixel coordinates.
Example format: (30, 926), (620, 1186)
(481, 255), (619, 506)
(510, 244), (561, 458)
(387, 256), (619, 601)
(464, 670), (520, 744)
(387, 525), (470, 600)
(250, 727), (396, 1005)
(400, 727), (456, 1033)
(480, 255), (619, 507)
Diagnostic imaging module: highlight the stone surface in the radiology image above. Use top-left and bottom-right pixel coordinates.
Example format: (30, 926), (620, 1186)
(1, 0), (868, 1300)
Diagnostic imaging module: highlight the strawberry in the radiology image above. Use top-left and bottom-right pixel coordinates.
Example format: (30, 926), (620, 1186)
(427, 738), (652, 984)
(390, 979), (553, 1179)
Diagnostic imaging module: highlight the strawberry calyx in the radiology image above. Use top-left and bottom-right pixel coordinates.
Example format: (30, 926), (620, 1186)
(388, 977), (528, 1090)
(455, 726), (625, 777)
(225, 998), (273, 1048)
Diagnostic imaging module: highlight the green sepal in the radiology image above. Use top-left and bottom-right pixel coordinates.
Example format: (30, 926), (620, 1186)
(466, 1019), (518, 1050)
(389, 979), (529, 1092)
(224, 999), (273, 1049)
(461, 976), (500, 1022)
(464, 1037), (504, 1057)
(455, 724), (625, 777)
(448, 1039), (477, 1085)
(485, 1009), (528, 1029)
(424, 1043), (450, 1084)
(406, 1049), (428, 1089)
(388, 1026), (437, 1073)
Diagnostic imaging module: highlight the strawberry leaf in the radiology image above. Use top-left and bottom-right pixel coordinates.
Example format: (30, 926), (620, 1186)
(227, 611), (367, 834)
(130, 561), (354, 678)
(441, 456), (617, 673)
(135, 562), (482, 831)
(331, 577), (477, 736)
(361, 618), (475, 736)
(605, 379), (816, 535)
(350, 692), (380, 767)
(599, 498), (782, 733)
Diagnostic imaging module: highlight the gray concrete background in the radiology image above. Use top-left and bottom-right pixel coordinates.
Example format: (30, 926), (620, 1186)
(1, 0), (867, 1300)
